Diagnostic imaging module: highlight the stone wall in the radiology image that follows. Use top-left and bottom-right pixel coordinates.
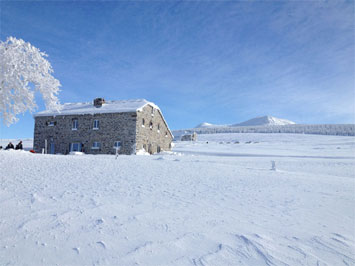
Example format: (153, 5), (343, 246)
(34, 112), (137, 155)
(135, 105), (173, 154)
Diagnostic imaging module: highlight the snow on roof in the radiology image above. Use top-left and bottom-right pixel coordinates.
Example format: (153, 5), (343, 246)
(34, 99), (159, 117)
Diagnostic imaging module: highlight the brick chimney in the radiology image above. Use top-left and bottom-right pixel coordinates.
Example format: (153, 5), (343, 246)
(93, 98), (105, 108)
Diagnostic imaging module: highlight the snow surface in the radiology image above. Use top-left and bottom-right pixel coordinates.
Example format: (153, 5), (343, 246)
(34, 99), (159, 117)
(0, 133), (354, 265)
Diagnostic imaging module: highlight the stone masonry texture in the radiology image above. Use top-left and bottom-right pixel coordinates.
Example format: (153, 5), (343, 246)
(33, 104), (173, 155)
(135, 105), (173, 154)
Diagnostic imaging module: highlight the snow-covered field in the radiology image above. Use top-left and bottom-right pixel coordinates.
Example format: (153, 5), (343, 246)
(0, 133), (354, 265)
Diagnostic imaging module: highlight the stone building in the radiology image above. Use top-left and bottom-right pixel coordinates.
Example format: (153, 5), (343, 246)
(181, 132), (197, 141)
(33, 98), (173, 155)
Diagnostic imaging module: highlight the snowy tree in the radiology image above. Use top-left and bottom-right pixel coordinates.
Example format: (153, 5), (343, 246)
(0, 37), (61, 125)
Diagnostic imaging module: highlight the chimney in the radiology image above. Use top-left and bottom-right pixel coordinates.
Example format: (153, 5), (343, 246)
(93, 98), (105, 108)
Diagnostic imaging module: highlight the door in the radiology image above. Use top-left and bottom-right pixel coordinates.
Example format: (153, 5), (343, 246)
(70, 143), (81, 152)
(49, 142), (55, 154)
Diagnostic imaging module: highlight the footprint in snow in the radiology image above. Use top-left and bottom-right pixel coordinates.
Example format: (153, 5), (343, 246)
(31, 193), (41, 204)
(96, 241), (106, 249)
(72, 247), (80, 254)
(95, 218), (104, 225)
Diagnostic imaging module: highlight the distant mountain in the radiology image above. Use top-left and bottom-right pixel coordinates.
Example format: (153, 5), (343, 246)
(233, 116), (296, 127)
(194, 116), (295, 128)
(194, 122), (227, 128)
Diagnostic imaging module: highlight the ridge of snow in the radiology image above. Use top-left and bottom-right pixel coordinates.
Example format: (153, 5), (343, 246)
(34, 99), (159, 117)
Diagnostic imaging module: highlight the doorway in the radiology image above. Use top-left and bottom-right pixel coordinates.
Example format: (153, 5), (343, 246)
(49, 142), (55, 154)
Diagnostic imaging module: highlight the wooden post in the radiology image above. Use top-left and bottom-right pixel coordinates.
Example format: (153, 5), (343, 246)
(44, 139), (47, 154)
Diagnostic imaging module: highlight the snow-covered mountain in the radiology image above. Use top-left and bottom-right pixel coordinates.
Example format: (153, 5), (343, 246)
(194, 122), (227, 128)
(195, 122), (215, 128)
(195, 116), (295, 128)
(233, 116), (295, 127)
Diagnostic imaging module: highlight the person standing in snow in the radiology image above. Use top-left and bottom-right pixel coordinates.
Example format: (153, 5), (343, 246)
(15, 141), (23, 150)
(5, 142), (14, 150)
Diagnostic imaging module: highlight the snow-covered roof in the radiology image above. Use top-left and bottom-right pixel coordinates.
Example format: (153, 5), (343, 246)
(34, 99), (159, 117)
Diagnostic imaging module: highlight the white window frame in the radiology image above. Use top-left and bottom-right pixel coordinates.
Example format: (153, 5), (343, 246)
(113, 141), (121, 150)
(93, 119), (99, 130)
(70, 143), (81, 152)
(72, 119), (78, 130)
(91, 142), (101, 150)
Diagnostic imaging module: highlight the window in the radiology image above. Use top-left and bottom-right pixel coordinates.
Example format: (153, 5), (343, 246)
(93, 120), (99, 130)
(157, 124), (160, 132)
(70, 143), (81, 152)
(113, 141), (121, 150)
(48, 121), (56, 126)
(151, 108), (155, 116)
(72, 119), (78, 130)
(142, 118), (145, 127)
(157, 146), (161, 153)
(149, 121), (153, 130)
(165, 131), (168, 137)
(92, 142), (101, 149)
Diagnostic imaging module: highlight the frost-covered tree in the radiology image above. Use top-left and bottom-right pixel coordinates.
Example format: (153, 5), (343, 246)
(0, 37), (61, 125)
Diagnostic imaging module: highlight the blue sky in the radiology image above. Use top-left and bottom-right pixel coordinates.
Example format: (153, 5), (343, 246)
(1, 0), (354, 138)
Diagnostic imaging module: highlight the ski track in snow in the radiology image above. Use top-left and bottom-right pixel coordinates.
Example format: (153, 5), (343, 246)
(0, 133), (354, 265)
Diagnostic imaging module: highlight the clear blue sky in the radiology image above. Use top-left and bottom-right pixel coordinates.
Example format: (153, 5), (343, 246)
(1, 0), (354, 138)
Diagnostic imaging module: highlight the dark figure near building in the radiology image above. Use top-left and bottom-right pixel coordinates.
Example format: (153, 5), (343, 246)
(5, 142), (14, 150)
(15, 141), (23, 150)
